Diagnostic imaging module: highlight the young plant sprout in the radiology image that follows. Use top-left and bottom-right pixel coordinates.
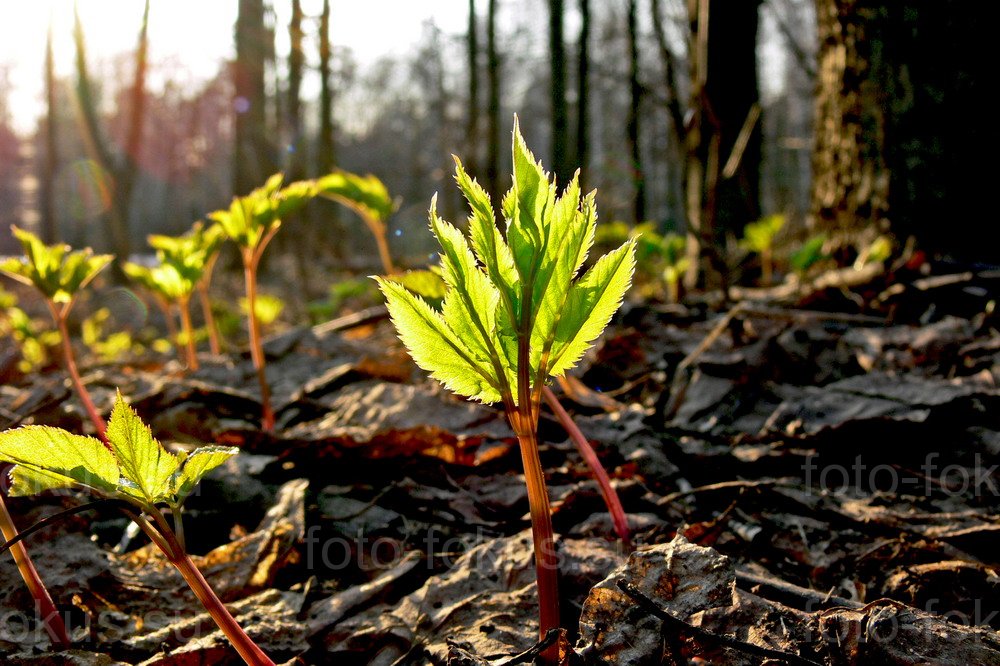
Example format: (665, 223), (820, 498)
(148, 222), (226, 357)
(0, 226), (112, 439)
(660, 232), (690, 304)
(124, 260), (191, 366)
(0, 393), (274, 666)
(375, 119), (636, 653)
(316, 171), (398, 274)
(740, 214), (785, 286)
(211, 175), (316, 432)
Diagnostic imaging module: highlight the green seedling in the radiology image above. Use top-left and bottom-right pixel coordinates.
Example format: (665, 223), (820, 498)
(853, 234), (893, 270)
(211, 175), (316, 432)
(239, 292), (285, 327)
(82, 307), (142, 363)
(0, 225), (112, 439)
(790, 234), (829, 275)
(1, 285), (61, 373)
(148, 222), (226, 356)
(740, 214), (785, 286)
(660, 232), (690, 304)
(376, 119), (635, 654)
(0, 393), (274, 665)
(316, 170), (398, 274)
(123, 260), (190, 365)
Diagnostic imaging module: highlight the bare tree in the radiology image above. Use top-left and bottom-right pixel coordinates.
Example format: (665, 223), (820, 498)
(466, 0), (480, 175)
(549, 0), (570, 185)
(626, 0), (645, 222)
(318, 0), (335, 175)
(286, 0), (305, 180)
(575, 0), (590, 186)
(233, 0), (272, 194)
(485, 0), (501, 208)
(40, 18), (59, 243)
(72, 0), (150, 271)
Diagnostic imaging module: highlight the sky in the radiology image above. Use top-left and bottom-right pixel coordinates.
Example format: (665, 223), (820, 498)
(0, 0), (469, 134)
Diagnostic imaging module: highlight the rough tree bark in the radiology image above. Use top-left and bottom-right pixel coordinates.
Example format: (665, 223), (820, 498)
(811, 0), (995, 261)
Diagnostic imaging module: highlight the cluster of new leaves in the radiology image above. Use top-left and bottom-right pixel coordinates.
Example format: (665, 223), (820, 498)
(315, 171), (397, 227)
(125, 222), (225, 303)
(740, 214), (785, 255)
(376, 121), (636, 405)
(0, 393), (236, 509)
(0, 226), (112, 305)
(210, 174), (316, 252)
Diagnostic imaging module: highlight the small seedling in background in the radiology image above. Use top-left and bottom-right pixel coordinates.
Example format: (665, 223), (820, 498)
(660, 232), (690, 304)
(377, 119), (635, 655)
(0, 225), (112, 439)
(789, 233), (830, 275)
(239, 292), (285, 327)
(148, 222), (226, 356)
(211, 174), (316, 432)
(316, 171), (398, 274)
(854, 234), (893, 270)
(124, 260), (192, 365)
(0, 393), (274, 665)
(1, 285), (61, 373)
(740, 213), (785, 286)
(82, 307), (142, 363)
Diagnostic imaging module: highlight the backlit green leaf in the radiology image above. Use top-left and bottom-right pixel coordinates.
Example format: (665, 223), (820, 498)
(105, 392), (179, 504)
(1, 226), (111, 304)
(316, 171), (396, 225)
(375, 277), (502, 403)
(0, 426), (119, 496)
(175, 446), (238, 502)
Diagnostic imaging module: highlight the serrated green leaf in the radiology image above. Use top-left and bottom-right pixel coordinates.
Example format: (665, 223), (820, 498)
(453, 157), (519, 316)
(105, 392), (178, 504)
(316, 171), (396, 224)
(506, 118), (556, 283)
(1, 226), (111, 304)
(375, 277), (502, 403)
(548, 238), (636, 377)
(0, 426), (120, 496)
(174, 446), (238, 501)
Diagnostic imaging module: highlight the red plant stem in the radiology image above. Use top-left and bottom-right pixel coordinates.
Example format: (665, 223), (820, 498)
(197, 283), (221, 355)
(243, 252), (274, 432)
(513, 328), (560, 663)
(178, 296), (199, 370)
(542, 386), (631, 546)
(0, 492), (71, 648)
(136, 509), (275, 665)
(48, 303), (106, 441)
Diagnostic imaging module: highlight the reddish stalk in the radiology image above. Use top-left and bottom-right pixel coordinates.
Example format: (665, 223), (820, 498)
(197, 283), (221, 355)
(542, 386), (631, 546)
(513, 329), (560, 663)
(133, 509), (275, 665)
(242, 250), (274, 432)
(0, 491), (71, 648)
(47, 300), (106, 441)
(178, 296), (199, 370)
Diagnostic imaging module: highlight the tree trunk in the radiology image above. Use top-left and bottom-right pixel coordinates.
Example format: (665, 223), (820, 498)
(40, 18), (58, 244)
(625, 0), (645, 223)
(811, 0), (995, 262)
(234, 0), (271, 194)
(318, 0), (335, 175)
(485, 0), (501, 209)
(466, 0), (480, 176)
(549, 0), (570, 186)
(575, 0), (590, 187)
(72, 1), (149, 273)
(683, 0), (762, 289)
(286, 0), (305, 181)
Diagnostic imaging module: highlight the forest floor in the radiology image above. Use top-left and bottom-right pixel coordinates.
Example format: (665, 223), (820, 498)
(2, 261), (1000, 665)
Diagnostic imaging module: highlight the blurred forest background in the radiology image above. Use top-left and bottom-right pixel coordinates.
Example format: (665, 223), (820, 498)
(0, 0), (995, 297)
